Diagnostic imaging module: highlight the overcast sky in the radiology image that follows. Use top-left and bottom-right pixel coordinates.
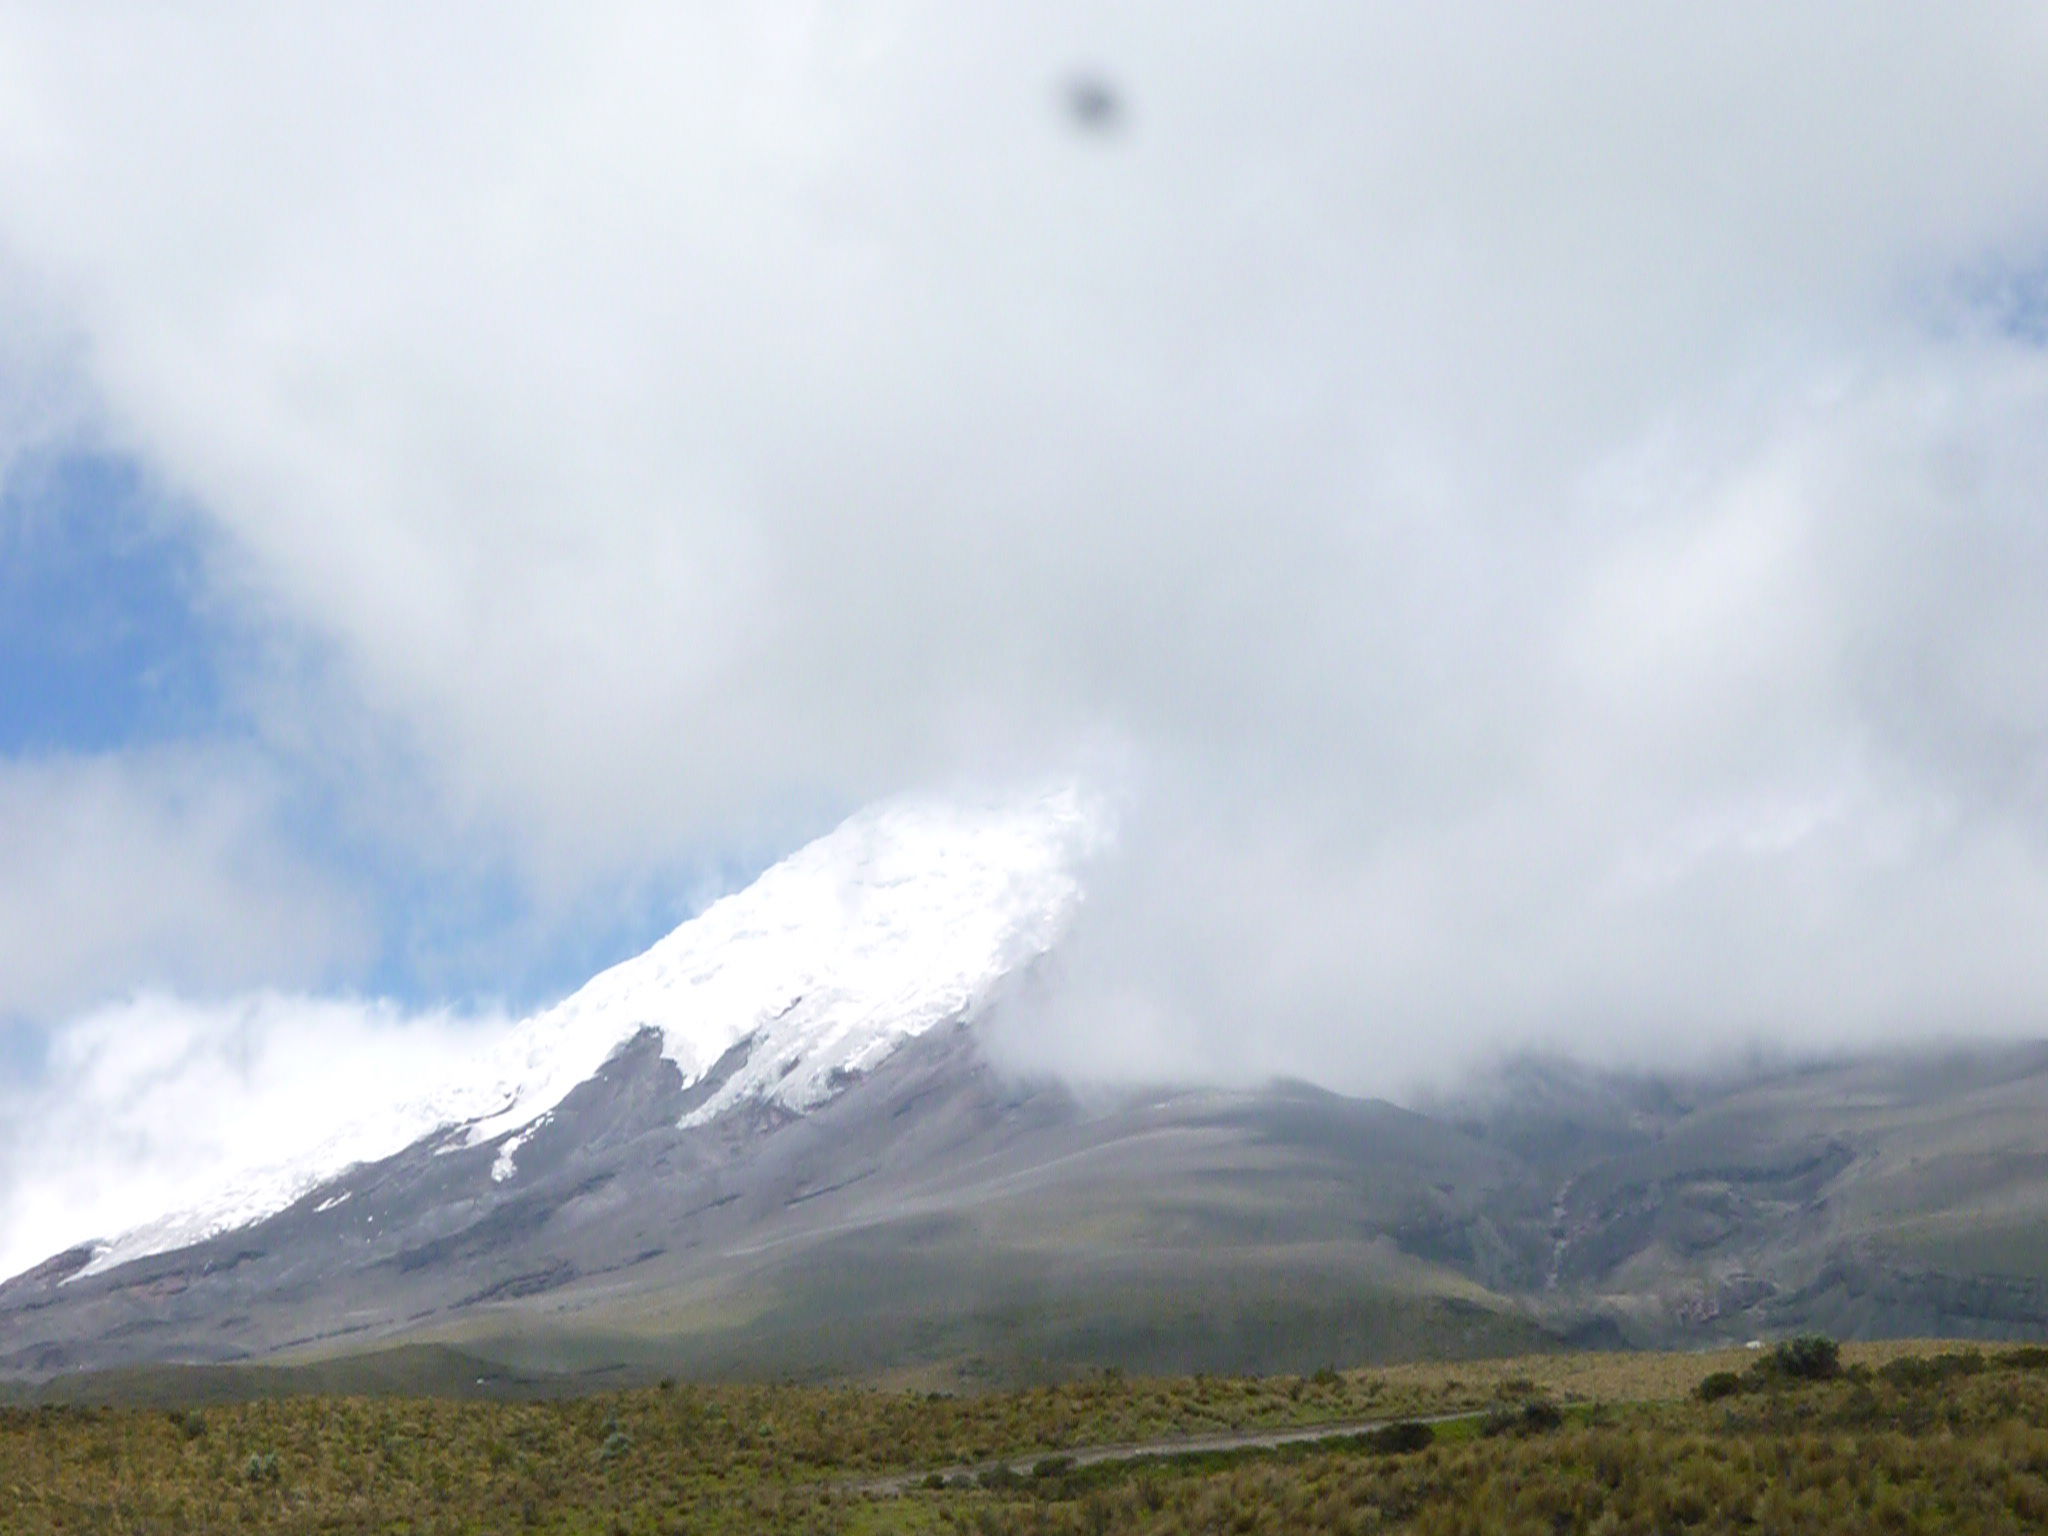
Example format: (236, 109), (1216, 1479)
(4, 4), (2048, 1270)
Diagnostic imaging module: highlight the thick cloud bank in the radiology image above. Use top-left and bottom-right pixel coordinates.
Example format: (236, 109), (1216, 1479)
(0, 993), (500, 1281)
(0, 750), (363, 1020)
(0, 6), (2047, 1097)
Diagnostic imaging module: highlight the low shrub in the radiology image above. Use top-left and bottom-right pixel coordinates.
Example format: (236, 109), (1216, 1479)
(1695, 1371), (1743, 1402)
(1518, 1399), (1564, 1433)
(1482, 1400), (1563, 1438)
(1881, 1350), (1984, 1389)
(1364, 1420), (1435, 1454)
(1768, 1335), (1842, 1382)
(1880, 1357), (1937, 1389)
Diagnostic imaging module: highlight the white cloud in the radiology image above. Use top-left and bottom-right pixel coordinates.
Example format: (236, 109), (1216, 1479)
(0, 750), (364, 1021)
(0, 990), (498, 1280)
(0, 6), (2044, 1094)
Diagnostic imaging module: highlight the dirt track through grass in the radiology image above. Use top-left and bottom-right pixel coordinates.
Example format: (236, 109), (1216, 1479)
(854, 1409), (1481, 1493)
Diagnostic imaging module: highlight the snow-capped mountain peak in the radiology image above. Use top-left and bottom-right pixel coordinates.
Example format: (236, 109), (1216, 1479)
(69, 785), (1102, 1277)
(453, 784), (1102, 1158)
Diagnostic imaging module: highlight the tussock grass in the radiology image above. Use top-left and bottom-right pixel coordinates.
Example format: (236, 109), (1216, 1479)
(1, 1339), (2037, 1532)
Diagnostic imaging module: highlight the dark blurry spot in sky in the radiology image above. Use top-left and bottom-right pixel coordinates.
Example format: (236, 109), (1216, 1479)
(1059, 72), (1123, 136)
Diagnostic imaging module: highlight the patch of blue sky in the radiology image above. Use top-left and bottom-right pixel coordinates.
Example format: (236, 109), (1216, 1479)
(1931, 252), (2048, 348)
(348, 840), (789, 1019)
(0, 451), (235, 756)
(0, 1014), (45, 1082)
(1996, 264), (2048, 346)
(0, 452), (545, 1012)
(0, 447), (827, 1027)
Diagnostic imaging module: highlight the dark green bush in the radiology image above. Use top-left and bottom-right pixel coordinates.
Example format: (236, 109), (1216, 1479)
(1881, 1356), (1938, 1389)
(1696, 1371), (1743, 1402)
(1869, 1349), (1988, 1396)
(1517, 1399), (1564, 1433)
(1481, 1400), (1563, 1438)
(1768, 1334), (1841, 1381)
(1364, 1420), (1435, 1454)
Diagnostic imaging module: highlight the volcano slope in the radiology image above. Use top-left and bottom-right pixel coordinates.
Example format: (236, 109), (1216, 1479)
(15, 1026), (2048, 1396)
(12, 787), (2048, 1395)
(0, 1018), (1562, 1391)
(0, 789), (1562, 1392)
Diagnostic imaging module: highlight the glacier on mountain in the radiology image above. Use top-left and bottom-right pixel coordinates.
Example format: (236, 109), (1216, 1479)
(69, 785), (1103, 1278)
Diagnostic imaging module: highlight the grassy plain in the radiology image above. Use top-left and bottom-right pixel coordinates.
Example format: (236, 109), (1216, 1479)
(4, 1339), (2045, 1533)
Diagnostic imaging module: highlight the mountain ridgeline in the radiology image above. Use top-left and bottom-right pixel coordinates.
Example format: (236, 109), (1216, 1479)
(7, 794), (2048, 1394)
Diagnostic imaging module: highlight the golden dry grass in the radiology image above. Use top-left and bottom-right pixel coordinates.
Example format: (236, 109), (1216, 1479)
(2, 1339), (2041, 1533)
(1347, 1335), (1972, 1410)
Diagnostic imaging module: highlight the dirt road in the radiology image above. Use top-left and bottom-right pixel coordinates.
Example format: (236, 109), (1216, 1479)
(856, 1410), (1472, 1495)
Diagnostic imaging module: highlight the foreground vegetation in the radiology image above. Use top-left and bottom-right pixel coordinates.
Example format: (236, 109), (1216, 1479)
(6, 1339), (2048, 1532)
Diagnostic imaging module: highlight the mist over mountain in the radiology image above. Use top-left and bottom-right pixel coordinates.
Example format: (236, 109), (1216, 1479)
(11, 792), (2048, 1394)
